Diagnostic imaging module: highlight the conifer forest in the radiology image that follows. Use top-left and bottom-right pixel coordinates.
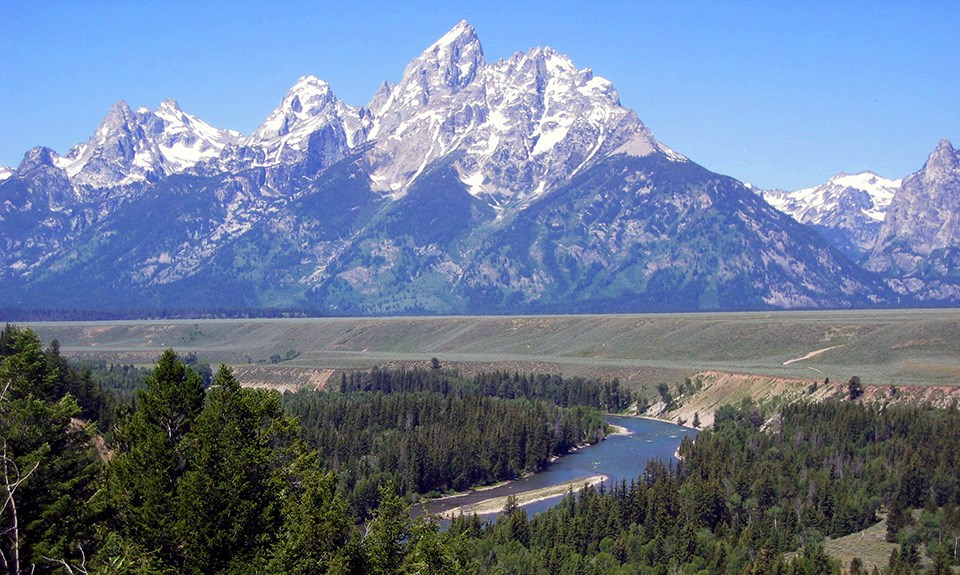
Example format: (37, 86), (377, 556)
(1, 324), (959, 574)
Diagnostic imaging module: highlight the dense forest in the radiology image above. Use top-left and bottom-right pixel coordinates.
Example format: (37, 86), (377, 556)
(283, 367), (615, 515)
(1, 324), (959, 574)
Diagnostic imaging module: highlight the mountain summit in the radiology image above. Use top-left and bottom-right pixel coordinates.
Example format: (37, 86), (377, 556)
(866, 139), (960, 300)
(759, 172), (902, 261)
(3, 21), (948, 314)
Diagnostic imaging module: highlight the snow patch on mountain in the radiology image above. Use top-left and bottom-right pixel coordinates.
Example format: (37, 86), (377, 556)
(758, 171), (902, 258)
(53, 99), (240, 188)
(362, 24), (673, 205)
(153, 99), (241, 172)
(0, 167), (13, 181)
(762, 171), (901, 226)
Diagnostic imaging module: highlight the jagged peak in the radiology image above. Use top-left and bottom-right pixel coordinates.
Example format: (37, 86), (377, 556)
(526, 45), (565, 63)
(923, 138), (958, 175)
(281, 75), (336, 111)
(368, 80), (394, 116)
(289, 74), (331, 93)
(108, 99), (133, 114)
(158, 98), (182, 112)
(508, 45), (619, 105)
(17, 146), (61, 171)
(934, 137), (955, 153)
(93, 100), (140, 138)
(400, 20), (485, 94)
(430, 20), (478, 51)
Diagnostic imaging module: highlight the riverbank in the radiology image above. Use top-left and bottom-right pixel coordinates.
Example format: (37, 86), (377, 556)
(632, 413), (701, 433)
(438, 475), (608, 519)
(417, 415), (696, 519)
(430, 421), (628, 505)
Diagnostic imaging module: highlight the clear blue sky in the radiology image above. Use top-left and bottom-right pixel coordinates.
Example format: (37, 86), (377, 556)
(2, 1), (958, 189)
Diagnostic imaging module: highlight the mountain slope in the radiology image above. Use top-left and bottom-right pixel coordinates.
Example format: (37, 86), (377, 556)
(867, 139), (960, 300)
(759, 172), (901, 261)
(457, 154), (887, 312)
(0, 21), (911, 314)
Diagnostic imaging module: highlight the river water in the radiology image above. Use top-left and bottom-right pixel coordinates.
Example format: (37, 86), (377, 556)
(419, 415), (698, 519)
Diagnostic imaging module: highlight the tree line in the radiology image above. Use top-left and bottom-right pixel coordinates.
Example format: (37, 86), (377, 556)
(284, 390), (607, 513)
(2, 323), (959, 574)
(335, 367), (632, 411)
(0, 325), (611, 573)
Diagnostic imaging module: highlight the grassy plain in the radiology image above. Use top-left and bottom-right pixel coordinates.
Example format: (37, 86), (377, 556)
(17, 308), (960, 391)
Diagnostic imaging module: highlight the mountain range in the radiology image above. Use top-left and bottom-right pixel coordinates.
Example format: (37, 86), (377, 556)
(1, 21), (957, 315)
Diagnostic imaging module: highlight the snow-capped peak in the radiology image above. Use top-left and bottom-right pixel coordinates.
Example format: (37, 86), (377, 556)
(433, 19), (477, 50)
(217, 75), (368, 173)
(50, 98), (241, 189)
(765, 171), (902, 224)
(152, 98), (241, 173)
(363, 22), (669, 203)
(758, 170), (903, 257)
(399, 20), (484, 97)
(0, 167), (13, 181)
(251, 76), (338, 142)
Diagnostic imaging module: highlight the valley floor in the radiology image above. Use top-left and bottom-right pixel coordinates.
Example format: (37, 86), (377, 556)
(22, 308), (960, 391)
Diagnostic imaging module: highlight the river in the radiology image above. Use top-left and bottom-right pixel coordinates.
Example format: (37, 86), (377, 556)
(418, 415), (698, 519)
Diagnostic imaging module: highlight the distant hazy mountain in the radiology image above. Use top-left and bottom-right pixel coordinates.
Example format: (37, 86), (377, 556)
(2, 20), (941, 315)
(758, 172), (901, 262)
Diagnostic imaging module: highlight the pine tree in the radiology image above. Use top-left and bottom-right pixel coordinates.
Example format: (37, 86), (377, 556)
(106, 349), (205, 569)
(848, 376), (864, 400)
(176, 365), (298, 573)
(366, 484), (411, 575)
(267, 454), (355, 574)
(887, 498), (909, 542)
(0, 326), (100, 573)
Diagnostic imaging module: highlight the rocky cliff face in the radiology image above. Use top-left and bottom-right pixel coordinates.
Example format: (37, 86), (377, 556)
(866, 139), (960, 300)
(760, 172), (901, 261)
(0, 21), (924, 314)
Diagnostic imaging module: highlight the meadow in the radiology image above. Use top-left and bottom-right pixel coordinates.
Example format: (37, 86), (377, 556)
(20, 308), (960, 391)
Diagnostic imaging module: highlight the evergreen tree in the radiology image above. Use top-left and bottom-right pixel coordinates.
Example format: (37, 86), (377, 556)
(176, 365), (298, 573)
(106, 350), (205, 568)
(887, 498), (910, 542)
(366, 485), (411, 575)
(848, 376), (864, 400)
(0, 326), (100, 574)
(267, 454), (356, 574)
(402, 519), (467, 575)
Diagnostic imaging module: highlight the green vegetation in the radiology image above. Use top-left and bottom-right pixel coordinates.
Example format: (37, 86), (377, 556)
(2, 323), (959, 574)
(26, 309), (960, 389)
(285, 368), (615, 511)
